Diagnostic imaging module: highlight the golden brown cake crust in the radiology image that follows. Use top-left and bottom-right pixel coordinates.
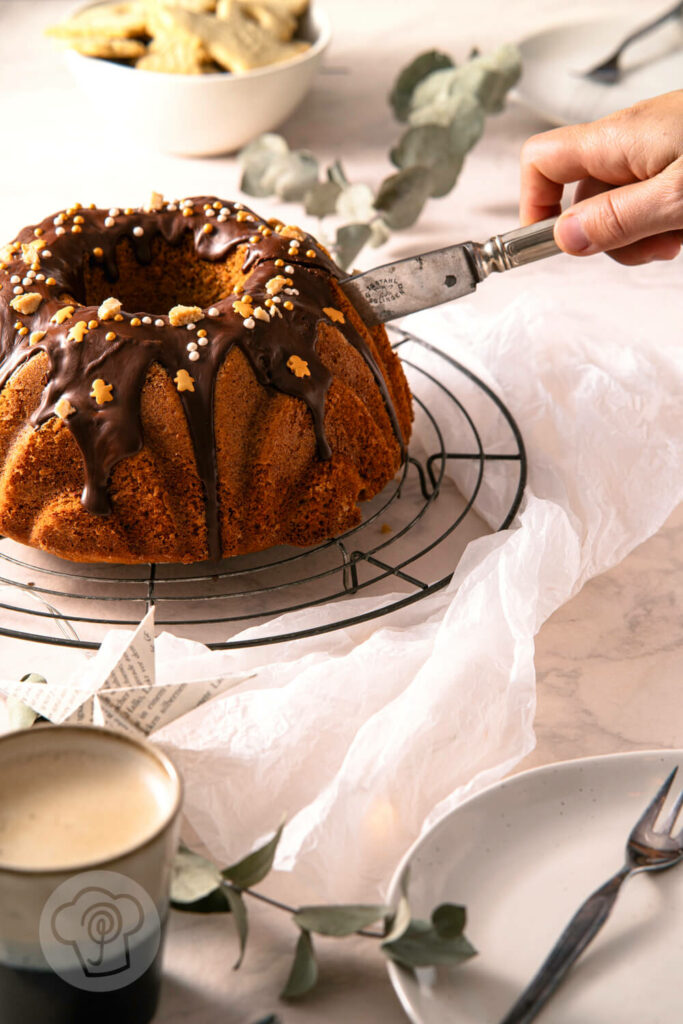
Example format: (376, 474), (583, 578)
(0, 198), (413, 564)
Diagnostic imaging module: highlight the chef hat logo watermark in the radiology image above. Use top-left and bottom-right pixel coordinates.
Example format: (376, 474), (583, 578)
(39, 870), (161, 992)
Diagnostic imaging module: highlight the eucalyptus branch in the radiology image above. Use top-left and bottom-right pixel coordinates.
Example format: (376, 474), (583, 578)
(238, 43), (521, 269)
(171, 825), (476, 1001)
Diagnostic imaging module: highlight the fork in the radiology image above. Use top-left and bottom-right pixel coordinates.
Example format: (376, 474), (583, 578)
(581, 1), (683, 84)
(498, 766), (683, 1024)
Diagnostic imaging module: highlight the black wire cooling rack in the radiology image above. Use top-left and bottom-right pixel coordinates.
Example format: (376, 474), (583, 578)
(0, 328), (526, 651)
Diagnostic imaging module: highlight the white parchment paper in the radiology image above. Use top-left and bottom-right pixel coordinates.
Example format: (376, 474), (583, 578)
(2, 258), (681, 904)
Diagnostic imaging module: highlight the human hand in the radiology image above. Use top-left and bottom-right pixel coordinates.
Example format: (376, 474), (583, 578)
(520, 90), (683, 264)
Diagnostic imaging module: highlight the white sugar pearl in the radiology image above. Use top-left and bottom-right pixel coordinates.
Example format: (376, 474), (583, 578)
(284, 265), (294, 274)
(243, 316), (255, 330)
(233, 203), (243, 210)
(166, 204), (178, 211)
(154, 318), (164, 327)
(36, 273), (45, 281)
(208, 307), (219, 317)
(187, 341), (198, 351)
(26, 270), (36, 279)
(198, 337), (208, 346)
(104, 217), (115, 228)
(10, 276), (20, 284)
(22, 277), (32, 286)
(217, 215), (227, 223)
(188, 350), (200, 361)
(133, 226), (144, 237)
(142, 316), (151, 324)
(56, 226), (65, 236)
(186, 322), (196, 331)
(205, 209), (215, 218)
(42, 250), (52, 258)
(109, 208), (120, 217)
(13, 286), (23, 294)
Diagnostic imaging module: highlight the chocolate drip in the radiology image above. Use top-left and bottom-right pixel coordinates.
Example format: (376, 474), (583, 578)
(0, 198), (403, 561)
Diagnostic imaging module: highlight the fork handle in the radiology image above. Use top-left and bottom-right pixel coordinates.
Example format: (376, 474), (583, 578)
(498, 865), (631, 1024)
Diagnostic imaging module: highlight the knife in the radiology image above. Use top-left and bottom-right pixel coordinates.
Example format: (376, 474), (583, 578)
(340, 217), (561, 325)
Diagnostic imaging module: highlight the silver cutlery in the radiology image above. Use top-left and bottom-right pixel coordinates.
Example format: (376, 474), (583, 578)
(498, 766), (683, 1024)
(581, 1), (683, 84)
(341, 218), (560, 324)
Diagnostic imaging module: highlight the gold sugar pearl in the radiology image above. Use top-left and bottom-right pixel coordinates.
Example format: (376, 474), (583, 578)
(306, 249), (316, 257)
(182, 208), (194, 218)
(46, 277), (56, 286)
(234, 283), (244, 295)
(243, 294), (252, 303)
(34, 228), (43, 237)
(105, 331), (116, 342)
(213, 201), (222, 210)
(283, 300), (294, 310)
(71, 225), (82, 234)
(124, 208), (133, 215)
(73, 215), (85, 225)
(274, 259), (284, 267)
(249, 235), (260, 244)
(130, 317), (142, 327)
(197, 329), (207, 338)
(202, 224), (213, 235)
(236, 211), (248, 222)
(261, 227), (272, 237)
(88, 203), (96, 209)
(88, 320), (99, 329)
(114, 314), (124, 322)
(93, 247), (103, 258)
(18, 327), (28, 337)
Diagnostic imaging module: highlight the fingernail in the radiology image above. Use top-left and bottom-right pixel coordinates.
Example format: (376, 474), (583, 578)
(555, 214), (595, 255)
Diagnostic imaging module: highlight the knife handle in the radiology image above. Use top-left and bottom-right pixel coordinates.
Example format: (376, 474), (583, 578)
(471, 218), (561, 279)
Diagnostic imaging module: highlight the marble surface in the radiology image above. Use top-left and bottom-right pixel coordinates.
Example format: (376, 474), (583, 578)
(0, 1), (681, 1021)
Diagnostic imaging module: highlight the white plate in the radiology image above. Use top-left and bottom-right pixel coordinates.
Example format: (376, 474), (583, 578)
(516, 15), (683, 126)
(387, 750), (683, 1024)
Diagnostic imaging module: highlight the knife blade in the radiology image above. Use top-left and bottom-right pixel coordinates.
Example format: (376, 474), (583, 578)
(340, 217), (561, 325)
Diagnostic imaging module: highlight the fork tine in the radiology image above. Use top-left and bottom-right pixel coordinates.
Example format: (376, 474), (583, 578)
(663, 785), (683, 836)
(631, 767), (678, 834)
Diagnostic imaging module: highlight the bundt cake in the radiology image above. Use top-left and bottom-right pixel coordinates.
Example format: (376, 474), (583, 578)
(0, 196), (412, 564)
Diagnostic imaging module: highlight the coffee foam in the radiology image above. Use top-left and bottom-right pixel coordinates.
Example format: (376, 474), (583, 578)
(0, 728), (176, 871)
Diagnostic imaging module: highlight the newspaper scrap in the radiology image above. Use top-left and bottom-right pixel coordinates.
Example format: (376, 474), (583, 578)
(0, 608), (253, 737)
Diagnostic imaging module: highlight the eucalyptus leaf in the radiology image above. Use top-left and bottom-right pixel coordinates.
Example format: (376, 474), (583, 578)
(280, 929), (318, 1000)
(432, 903), (466, 939)
(241, 153), (291, 198)
(239, 133), (291, 197)
(390, 123), (463, 197)
(171, 887), (230, 914)
(222, 820), (284, 889)
(224, 885), (249, 968)
(382, 918), (477, 969)
(335, 223), (371, 269)
(305, 180), (342, 218)
(389, 49), (455, 122)
(369, 218), (391, 248)
(275, 151), (319, 202)
(171, 847), (223, 905)
(448, 98), (486, 157)
(469, 43), (522, 113)
(374, 167), (433, 230)
(7, 672), (48, 731)
(408, 70), (480, 129)
(382, 894), (411, 945)
(294, 904), (390, 937)
(250, 1016), (281, 1024)
(6, 699), (38, 731)
(327, 159), (349, 188)
(239, 132), (289, 166)
(335, 182), (375, 223)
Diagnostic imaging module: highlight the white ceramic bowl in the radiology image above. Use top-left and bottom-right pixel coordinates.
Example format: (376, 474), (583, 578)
(63, 6), (330, 157)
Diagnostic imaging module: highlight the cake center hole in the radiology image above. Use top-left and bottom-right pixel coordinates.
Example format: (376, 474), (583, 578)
(82, 235), (246, 315)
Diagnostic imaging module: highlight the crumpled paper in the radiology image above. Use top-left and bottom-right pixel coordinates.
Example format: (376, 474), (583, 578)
(2, 256), (681, 904)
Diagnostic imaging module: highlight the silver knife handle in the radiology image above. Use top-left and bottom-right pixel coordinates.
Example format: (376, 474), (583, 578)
(471, 218), (561, 279)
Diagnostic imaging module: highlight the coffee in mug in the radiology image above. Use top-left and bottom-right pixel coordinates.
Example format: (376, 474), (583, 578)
(0, 725), (182, 1024)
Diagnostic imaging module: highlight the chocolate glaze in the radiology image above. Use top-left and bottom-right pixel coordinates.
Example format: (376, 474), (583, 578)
(0, 197), (403, 560)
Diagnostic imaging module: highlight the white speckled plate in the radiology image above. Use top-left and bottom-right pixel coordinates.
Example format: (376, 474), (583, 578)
(515, 15), (683, 126)
(387, 750), (683, 1024)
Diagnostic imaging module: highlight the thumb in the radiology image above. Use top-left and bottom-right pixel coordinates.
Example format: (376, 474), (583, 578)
(554, 163), (683, 256)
